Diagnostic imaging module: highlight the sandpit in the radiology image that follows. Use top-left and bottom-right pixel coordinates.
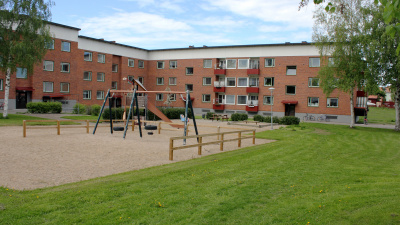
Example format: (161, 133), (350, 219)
(0, 120), (275, 190)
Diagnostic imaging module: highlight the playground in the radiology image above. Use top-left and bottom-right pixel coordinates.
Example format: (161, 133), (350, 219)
(0, 119), (274, 190)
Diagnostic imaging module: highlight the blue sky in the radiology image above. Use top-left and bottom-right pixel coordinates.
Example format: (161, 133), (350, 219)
(51, 0), (317, 50)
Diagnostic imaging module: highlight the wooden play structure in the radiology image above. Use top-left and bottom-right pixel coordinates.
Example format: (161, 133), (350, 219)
(93, 77), (198, 142)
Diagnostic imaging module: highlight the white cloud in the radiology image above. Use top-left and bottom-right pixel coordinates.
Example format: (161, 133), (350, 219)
(120, 0), (185, 13)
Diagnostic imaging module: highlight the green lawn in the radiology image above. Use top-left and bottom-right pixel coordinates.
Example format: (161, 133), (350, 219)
(61, 115), (100, 120)
(0, 114), (78, 126)
(1, 123), (399, 224)
(358, 107), (396, 125)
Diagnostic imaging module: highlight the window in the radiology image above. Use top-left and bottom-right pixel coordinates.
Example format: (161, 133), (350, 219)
(263, 96), (274, 105)
(169, 77), (177, 85)
(84, 52), (92, 61)
(128, 58), (135, 67)
(202, 94), (211, 102)
(186, 67), (193, 75)
(226, 77), (236, 87)
(139, 60), (144, 68)
(97, 91), (104, 100)
(249, 59), (259, 69)
(157, 77), (164, 85)
(61, 41), (70, 52)
(237, 77), (248, 87)
(265, 58), (275, 67)
(327, 98), (339, 107)
(227, 59), (237, 69)
(203, 77), (212, 86)
(186, 84), (193, 92)
(237, 95), (247, 105)
(46, 39), (54, 49)
(43, 61), (54, 71)
(286, 85), (296, 95)
(169, 61), (177, 69)
(286, 66), (297, 75)
(308, 78), (320, 87)
(308, 97), (319, 107)
(61, 63), (70, 73)
(138, 77), (144, 84)
(127, 76), (134, 82)
(264, 77), (274, 86)
(203, 59), (212, 68)
(98, 54), (105, 63)
(238, 59), (249, 69)
(112, 64), (118, 72)
(97, 72), (105, 82)
(225, 95), (235, 105)
(157, 61), (164, 69)
(0, 79), (3, 91)
(83, 71), (92, 81)
(83, 90), (91, 99)
(111, 81), (117, 89)
(249, 77), (259, 87)
(43, 82), (53, 92)
(156, 93), (163, 101)
(169, 94), (176, 101)
(328, 57), (336, 67)
(309, 58), (320, 67)
(60, 83), (70, 93)
(16, 67), (27, 78)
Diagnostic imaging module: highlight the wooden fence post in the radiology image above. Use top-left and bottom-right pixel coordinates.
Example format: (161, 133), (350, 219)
(57, 120), (60, 135)
(158, 122), (161, 134)
(198, 137), (202, 155)
(220, 134), (224, 151)
(253, 130), (256, 144)
(217, 126), (220, 140)
(169, 138), (174, 161)
(23, 120), (26, 137)
(238, 132), (241, 147)
(86, 120), (89, 133)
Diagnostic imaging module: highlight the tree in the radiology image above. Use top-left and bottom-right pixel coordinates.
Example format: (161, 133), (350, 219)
(0, 0), (53, 118)
(313, 0), (374, 128)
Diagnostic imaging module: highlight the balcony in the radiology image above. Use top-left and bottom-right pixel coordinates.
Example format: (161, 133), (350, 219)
(246, 86), (259, 93)
(214, 63), (226, 75)
(213, 81), (226, 92)
(247, 60), (260, 75)
(213, 99), (225, 110)
(246, 100), (259, 112)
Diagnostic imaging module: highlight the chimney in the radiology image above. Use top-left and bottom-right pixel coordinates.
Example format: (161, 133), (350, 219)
(189, 45), (194, 48)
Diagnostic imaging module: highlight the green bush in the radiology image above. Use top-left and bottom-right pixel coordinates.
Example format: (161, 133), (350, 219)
(273, 116), (280, 124)
(231, 113), (248, 121)
(91, 104), (101, 116)
(253, 115), (264, 122)
(73, 103), (86, 114)
(26, 102), (62, 113)
(279, 116), (300, 125)
(206, 112), (214, 119)
(103, 108), (125, 120)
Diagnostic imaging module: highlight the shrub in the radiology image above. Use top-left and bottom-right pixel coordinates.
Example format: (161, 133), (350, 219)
(231, 113), (248, 121)
(91, 104), (101, 116)
(27, 102), (62, 113)
(85, 105), (92, 115)
(103, 108), (125, 120)
(206, 112), (214, 120)
(273, 116), (280, 124)
(279, 116), (300, 125)
(73, 103), (86, 114)
(253, 115), (264, 122)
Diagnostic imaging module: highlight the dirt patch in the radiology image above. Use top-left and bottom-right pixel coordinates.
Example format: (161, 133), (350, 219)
(313, 128), (331, 135)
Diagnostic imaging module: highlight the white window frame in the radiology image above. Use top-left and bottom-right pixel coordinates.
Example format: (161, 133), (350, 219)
(43, 82), (53, 93)
(157, 61), (164, 69)
(249, 77), (259, 87)
(0, 79), (3, 91)
(202, 94), (211, 102)
(98, 54), (105, 63)
(156, 93), (163, 101)
(203, 77), (212, 86)
(60, 82), (70, 93)
(226, 77), (236, 87)
(83, 71), (92, 81)
(309, 58), (320, 67)
(84, 52), (92, 61)
(263, 96), (274, 105)
(203, 59), (212, 68)
(139, 60), (144, 68)
(169, 60), (177, 69)
(169, 94), (176, 101)
(237, 95), (247, 105)
(111, 81), (117, 90)
(83, 90), (91, 100)
(97, 72), (105, 82)
(264, 77), (274, 86)
(128, 58), (135, 67)
(186, 67), (194, 75)
(308, 78), (320, 87)
(112, 64), (118, 73)
(186, 84), (193, 92)
(327, 98), (339, 107)
(237, 77), (248, 87)
(157, 77), (164, 85)
(43, 61), (54, 71)
(138, 77), (144, 85)
(96, 90), (105, 100)
(286, 85), (296, 95)
(286, 66), (297, 75)
(265, 58), (275, 67)
(169, 77), (177, 85)
(60, 63), (70, 73)
(308, 97), (319, 107)
(226, 59), (237, 69)
(328, 57), (336, 67)
(47, 39), (54, 49)
(225, 95), (235, 105)
(61, 41), (70, 52)
(16, 67), (27, 78)
(238, 59), (249, 69)
(127, 76), (134, 82)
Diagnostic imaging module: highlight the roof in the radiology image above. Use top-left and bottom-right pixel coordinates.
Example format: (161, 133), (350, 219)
(78, 35), (147, 51)
(46, 21), (81, 31)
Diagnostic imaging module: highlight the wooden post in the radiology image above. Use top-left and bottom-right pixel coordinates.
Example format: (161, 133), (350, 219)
(198, 137), (202, 155)
(238, 132), (242, 147)
(57, 120), (60, 135)
(169, 138), (174, 161)
(220, 134), (224, 151)
(253, 130), (256, 144)
(158, 122), (161, 134)
(86, 120), (89, 133)
(23, 120), (26, 137)
(132, 121), (135, 131)
(217, 126), (220, 140)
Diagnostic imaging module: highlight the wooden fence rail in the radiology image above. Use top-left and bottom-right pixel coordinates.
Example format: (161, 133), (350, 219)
(169, 129), (256, 161)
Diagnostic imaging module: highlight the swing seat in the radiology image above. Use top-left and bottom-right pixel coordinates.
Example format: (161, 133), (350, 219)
(113, 127), (124, 131)
(144, 125), (157, 130)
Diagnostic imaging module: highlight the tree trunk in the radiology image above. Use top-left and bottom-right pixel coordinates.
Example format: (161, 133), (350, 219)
(2, 67), (11, 118)
(349, 88), (355, 128)
(395, 86), (400, 131)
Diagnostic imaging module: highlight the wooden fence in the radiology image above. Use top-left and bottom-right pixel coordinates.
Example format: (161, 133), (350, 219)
(169, 129), (256, 161)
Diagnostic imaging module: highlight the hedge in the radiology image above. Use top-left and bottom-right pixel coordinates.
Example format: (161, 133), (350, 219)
(102, 107), (192, 120)
(27, 102), (62, 113)
(231, 113), (248, 121)
(73, 103), (86, 114)
(279, 116), (300, 125)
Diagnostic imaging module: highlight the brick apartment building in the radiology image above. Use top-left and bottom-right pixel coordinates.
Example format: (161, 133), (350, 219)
(0, 22), (366, 123)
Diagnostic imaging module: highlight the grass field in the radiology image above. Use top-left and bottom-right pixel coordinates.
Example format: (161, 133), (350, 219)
(363, 107), (397, 125)
(0, 114), (78, 126)
(1, 123), (399, 224)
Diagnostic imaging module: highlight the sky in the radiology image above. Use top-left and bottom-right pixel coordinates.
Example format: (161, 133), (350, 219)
(50, 0), (317, 50)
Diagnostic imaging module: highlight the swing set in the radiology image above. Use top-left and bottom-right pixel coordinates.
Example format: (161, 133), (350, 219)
(92, 77), (198, 142)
